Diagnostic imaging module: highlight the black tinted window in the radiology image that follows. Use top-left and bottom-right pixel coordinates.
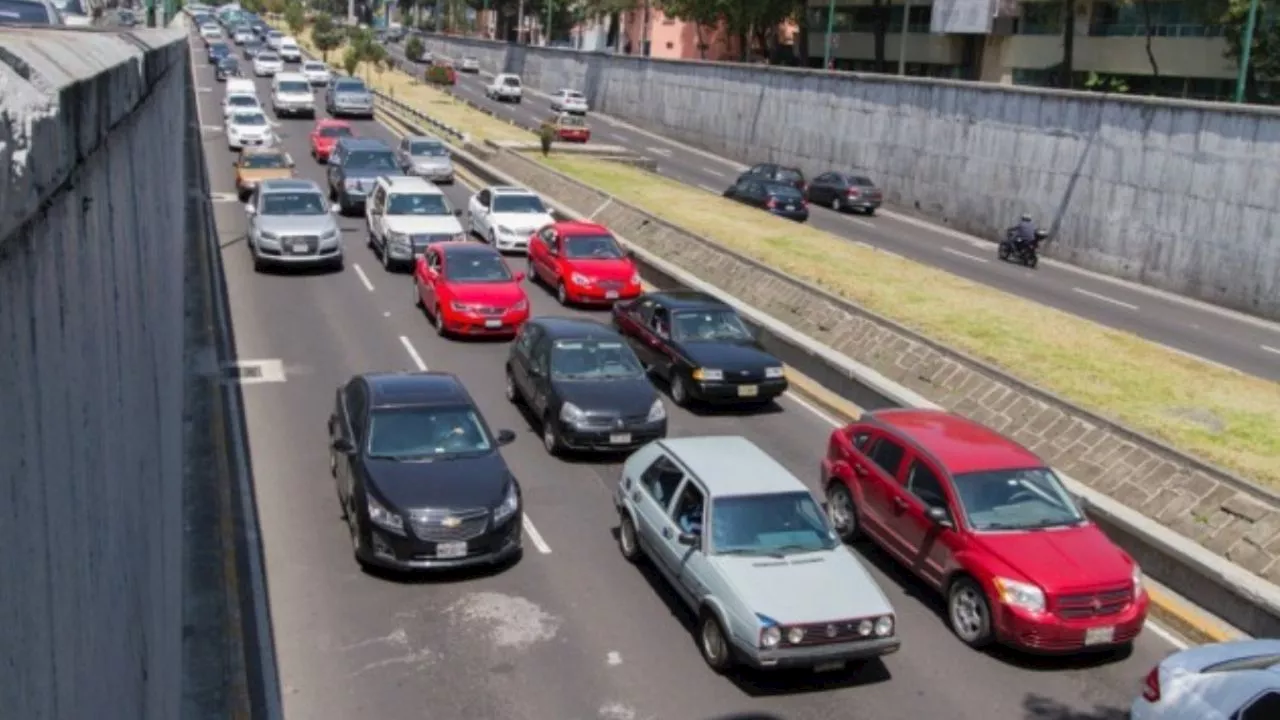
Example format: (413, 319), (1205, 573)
(867, 438), (905, 477)
(1240, 691), (1280, 720)
(850, 176), (875, 186)
(776, 168), (803, 182)
(0, 0), (53, 22)
(906, 461), (946, 508)
(345, 150), (396, 170)
(767, 186), (803, 200)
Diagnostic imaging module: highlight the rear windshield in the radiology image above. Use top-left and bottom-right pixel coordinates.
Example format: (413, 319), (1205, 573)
(502, 77), (521, 87)
(318, 126), (352, 138)
(849, 176), (875, 186)
(257, 52), (279, 61)
(767, 185), (803, 199)
(776, 168), (804, 182)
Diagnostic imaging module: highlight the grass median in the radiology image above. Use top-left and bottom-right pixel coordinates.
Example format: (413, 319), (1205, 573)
(539, 155), (1280, 489)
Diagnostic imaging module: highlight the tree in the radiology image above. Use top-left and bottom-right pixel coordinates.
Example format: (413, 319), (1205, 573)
(406, 36), (425, 61)
(312, 14), (343, 62)
(1204, 0), (1280, 102)
(342, 45), (361, 75)
(284, 0), (306, 34)
(312, 10), (335, 37)
(366, 42), (390, 81)
(657, 0), (720, 59)
(264, 0), (286, 15)
(1139, 0), (1159, 78)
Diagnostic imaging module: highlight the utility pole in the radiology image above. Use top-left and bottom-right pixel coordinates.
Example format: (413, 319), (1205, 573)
(822, 0), (835, 69)
(347, 0), (355, 25)
(1233, 0), (1260, 103)
(516, 0), (524, 43)
(641, 0), (650, 56)
(897, 0), (910, 75)
(545, 0), (552, 44)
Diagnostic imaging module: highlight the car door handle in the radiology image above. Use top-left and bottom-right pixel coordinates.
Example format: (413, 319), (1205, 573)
(661, 527), (673, 539)
(893, 496), (908, 511)
(631, 490), (641, 502)
(853, 464), (868, 476)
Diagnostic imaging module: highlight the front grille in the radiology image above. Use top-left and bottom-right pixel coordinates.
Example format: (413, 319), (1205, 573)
(409, 508), (490, 542)
(577, 412), (648, 430)
(788, 618), (886, 647)
(722, 368), (765, 384)
(598, 280), (624, 290)
(1053, 586), (1132, 619)
(278, 235), (319, 255)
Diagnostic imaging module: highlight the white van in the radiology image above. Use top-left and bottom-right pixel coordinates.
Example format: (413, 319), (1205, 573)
(271, 72), (315, 118)
(278, 36), (302, 63)
(225, 78), (257, 97)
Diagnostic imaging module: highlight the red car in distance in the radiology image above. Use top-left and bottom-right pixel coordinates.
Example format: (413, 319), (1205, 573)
(527, 221), (641, 306)
(414, 241), (530, 338)
(821, 408), (1148, 654)
(310, 118), (355, 162)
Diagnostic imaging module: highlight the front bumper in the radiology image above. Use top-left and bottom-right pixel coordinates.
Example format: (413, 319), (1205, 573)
(228, 134), (273, 149)
(734, 635), (901, 670)
(691, 377), (788, 404)
(554, 417), (667, 452)
(492, 232), (531, 253)
(253, 241), (342, 267)
(996, 593), (1149, 653)
(564, 282), (642, 305)
(438, 307), (530, 337)
(359, 513), (523, 571)
(254, 65), (282, 76)
(332, 103), (375, 117)
(274, 101), (315, 116)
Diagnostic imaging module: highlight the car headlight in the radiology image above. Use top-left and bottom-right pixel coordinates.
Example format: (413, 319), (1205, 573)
(857, 619), (873, 636)
(569, 272), (590, 285)
(874, 615), (894, 637)
(646, 399), (666, 422)
(692, 368), (723, 382)
(1132, 565), (1143, 598)
(786, 626), (805, 644)
(993, 577), (1045, 613)
(493, 482), (519, 524)
(259, 231), (279, 240)
(759, 625), (781, 649)
(497, 225), (514, 236)
(387, 231), (409, 247)
(450, 301), (479, 313)
(630, 272), (641, 285)
(320, 229), (339, 240)
(512, 299), (528, 312)
(765, 366), (785, 379)
(366, 495), (404, 535)
(559, 401), (587, 425)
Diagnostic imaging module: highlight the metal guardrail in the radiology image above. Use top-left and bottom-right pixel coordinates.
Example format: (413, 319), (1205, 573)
(372, 91), (470, 144)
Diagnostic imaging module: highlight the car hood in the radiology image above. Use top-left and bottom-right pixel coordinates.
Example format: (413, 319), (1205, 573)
(256, 214), (338, 235)
(491, 212), (553, 232)
(679, 340), (777, 371)
(713, 547), (894, 625)
(970, 524), (1135, 594)
(230, 123), (271, 134)
(256, 57), (282, 64)
(341, 166), (390, 180)
(448, 281), (527, 307)
(366, 452), (510, 511)
(335, 92), (373, 103)
(564, 257), (635, 281)
(386, 216), (463, 235)
(238, 168), (292, 183)
(553, 377), (657, 417)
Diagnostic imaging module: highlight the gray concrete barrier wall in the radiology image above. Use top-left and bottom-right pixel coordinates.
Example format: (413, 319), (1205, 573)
(415, 33), (1280, 320)
(0, 25), (191, 720)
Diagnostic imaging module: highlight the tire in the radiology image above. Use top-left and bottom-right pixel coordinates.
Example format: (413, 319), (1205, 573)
(830, 197), (841, 212)
(669, 373), (690, 407)
(555, 281), (569, 306)
(617, 513), (641, 562)
(432, 305), (447, 337)
(997, 242), (1012, 262)
(413, 278), (423, 308)
(348, 505), (370, 570)
(865, 207), (876, 216)
(526, 257), (538, 285)
(1026, 253), (1038, 269)
(826, 482), (861, 542)
(504, 366), (521, 404)
(948, 577), (995, 648)
(541, 415), (563, 456)
(382, 240), (393, 271)
(697, 611), (733, 673)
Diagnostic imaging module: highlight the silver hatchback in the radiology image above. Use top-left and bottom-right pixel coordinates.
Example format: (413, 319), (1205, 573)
(245, 179), (344, 271)
(396, 134), (455, 184)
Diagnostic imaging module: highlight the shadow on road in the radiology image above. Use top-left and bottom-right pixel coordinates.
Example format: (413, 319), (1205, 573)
(1023, 693), (1129, 720)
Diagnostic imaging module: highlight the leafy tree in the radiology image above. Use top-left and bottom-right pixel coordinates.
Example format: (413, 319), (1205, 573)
(1204, 0), (1279, 102)
(342, 45), (361, 75)
(406, 35), (425, 61)
(312, 10), (335, 37)
(264, 0), (286, 15)
(657, 0), (719, 59)
(284, 0), (306, 34)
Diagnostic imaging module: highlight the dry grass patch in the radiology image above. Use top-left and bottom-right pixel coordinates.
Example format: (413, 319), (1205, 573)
(539, 154), (1280, 489)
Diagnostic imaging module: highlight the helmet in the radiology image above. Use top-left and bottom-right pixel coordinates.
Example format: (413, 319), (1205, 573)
(1020, 214), (1032, 222)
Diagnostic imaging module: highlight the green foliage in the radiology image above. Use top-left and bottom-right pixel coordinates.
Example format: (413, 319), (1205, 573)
(405, 36), (425, 61)
(311, 11), (334, 37)
(312, 12), (343, 62)
(425, 64), (456, 85)
(342, 45), (361, 76)
(1084, 71), (1130, 93)
(1204, 0), (1280, 93)
(283, 0), (305, 34)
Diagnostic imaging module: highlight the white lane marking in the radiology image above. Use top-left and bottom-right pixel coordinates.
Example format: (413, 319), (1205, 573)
(646, 147), (672, 157)
(224, 359), (287, 384)
(197, 86), (213, 92)
(940, 246), (989, 263)
(702, 168), (726, 178)
(697, 184), (719, 194)
(1072, 287), (1139, 311)
(210, 192), (239, 203)
(1263, 345), (1280, 356)
(399, 335), (428, 371)
(202, 124), (224, 133)
(523, 516), (552, 554)
(847, 216), (876, 228)
(352, 263), (375, 292)
(606, 650), (623, 666)
(1144, 620), (1190, 650)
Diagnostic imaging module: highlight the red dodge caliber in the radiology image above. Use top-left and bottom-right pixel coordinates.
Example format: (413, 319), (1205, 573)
(527, 221), (641, 306)
(414, 242), (530, 338)
(821, 408), (1148, 654)
(309, 118), (354, 162)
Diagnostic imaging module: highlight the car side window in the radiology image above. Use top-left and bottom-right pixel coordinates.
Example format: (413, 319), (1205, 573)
(639, 455), (685, 510)
(530, 334), (551, 375)
(371, 187), (386, 213)
(343, 381), (367, 440)
(844, 427), (871, 450)
(814, 172), (833, 184)
(651, 306), (670, 338)
(1239, 691), (1280, 720)
(634, 298), (656, 325)
(670, 481), (705, 534)
(426, 248), (441, 270)
(478, 189), (491, 207)
(866, 436), (906, 479)
(539, 227), (556, 247)
(513, 323), (539, 357)
(905, 460), (947, 509)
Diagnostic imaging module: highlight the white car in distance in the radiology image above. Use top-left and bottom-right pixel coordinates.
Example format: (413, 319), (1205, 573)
(550, 89), (588, 114)
(301, 61), (331, 86)
(485, 74), (523, 103)
(222, 93), (263, 121)
(271, 73), (315, 118)
(253, 51), (283, 77)
(226, 111), (275, 151)
(278, 36), (302, 63)
(1131, 639), (1280, 720)
(467, 186), (554, 253)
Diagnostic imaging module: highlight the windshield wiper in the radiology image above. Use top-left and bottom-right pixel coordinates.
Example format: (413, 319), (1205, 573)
(771, 544), (826, 555)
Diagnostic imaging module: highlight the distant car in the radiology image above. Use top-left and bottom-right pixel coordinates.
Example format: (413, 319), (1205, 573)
(526, 220), (641, 307)
(207, 42), (232, 65)
(278, 36), (302, 63)
(821, 408), (1149, 653)
(222, 93), (261, 122)
(414, 243), (530, 339)
(485, 74), (523, 102)
(395, 134), (455, 184)
(738, 163), (806, 192)
(507, 317), (665, 455)
(55, 0), (88, 25)
(309, 118), (354, 163)
(325, 77), (375, 118)
(328, 372), (522, 572)
(271, 72), (315, 118)
(325, 137), (398, 215)
(722, 179), (809, 222)
(233, 146), (295, 201)
(806, 172), (882, 215)
(226, 110), (275, 151)
(365, 175), (465, 270)
(541, 112), (590, 143)
(611, 291), (788, 408)
(243, 40), (265, 59)
(198, 22), (223, 41)
(301, 60), (331, 86)
(459, 56), (480, 73)
(244, 178), (343, 271)
(549, 88), (589, 114)
(252, 51), (283, 77)
(215, 56), (242, 81)
(466, 185), (554, 253)
(233, 26), (255, 44)
(0, 0), (63, 24)
(265, 30), (284, 50)
(614, 436), (900, 673)
(1131, 639), (1280, 720)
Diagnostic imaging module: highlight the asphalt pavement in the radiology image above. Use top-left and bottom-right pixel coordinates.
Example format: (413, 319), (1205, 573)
(195, 43), (1180, 720)
(383, 45), (1280, 383)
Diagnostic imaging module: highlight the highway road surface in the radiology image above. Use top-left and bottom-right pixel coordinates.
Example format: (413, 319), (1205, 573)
(384, 42), (1280, 383)
(196, 43), (1179, 720)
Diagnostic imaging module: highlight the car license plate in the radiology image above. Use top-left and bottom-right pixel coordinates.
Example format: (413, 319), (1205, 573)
(738, 385), (759, 397)
(605, 290), (619, 299)
(1084, 626), (1115, 646)
(435, 541), (467, 559)
(484, 319), (502, 329)
(814, 661), (845, 673)
(290, 241), (309, 254)
(785, 205), (795, 211)
(609, 433), (631, 445)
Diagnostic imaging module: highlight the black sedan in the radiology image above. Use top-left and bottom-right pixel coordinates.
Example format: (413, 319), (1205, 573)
(215, 56), (241, 81)
(611, 291), (789, 407)
(329, 372), (523, 572)
(207, 41), (231, 65)
(505, 317), (667, 456)
(722, 178), (809, 222)
(806, 171), (882, 215)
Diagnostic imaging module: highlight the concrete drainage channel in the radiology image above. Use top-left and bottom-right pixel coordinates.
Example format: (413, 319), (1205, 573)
(369, 93), (1280, 644)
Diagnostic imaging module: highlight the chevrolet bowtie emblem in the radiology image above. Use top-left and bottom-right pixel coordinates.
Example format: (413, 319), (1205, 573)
(442, 516), (462, 528)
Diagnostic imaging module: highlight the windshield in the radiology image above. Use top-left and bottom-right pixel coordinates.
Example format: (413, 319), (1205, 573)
(387, 193), (449, 215)
(710, 491), (837, 556)
(954, 467), (1085, 531)
(240, 152), (288, 169)
(232, 113), (267, 126)
(335, 80), (366, 93)
(257, 53), (279, 62)
(549, 339), (643, 380)
(776, 168), (804, 182)
(492, 194), (545, 214)
(672, 309), (752, 343)
(562, 233), (623, 259)
(219, 57), (239, 68)
(444, 253), (512, 283)
(0, 0), (53, 22)
(345, 150), (396, 170)
(318, 125), (352, 138)
(303, 62), (326, 72)
(409, 141), (447, 157)
(278, 81), (309, 93)
(227, 95), (258, 107)
(261, 192), (326, 216)
(367, 406), (493, 459)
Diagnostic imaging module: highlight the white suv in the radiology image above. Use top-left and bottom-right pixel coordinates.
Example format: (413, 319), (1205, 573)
(485, 74), (523, 103)
(278, 37), (302, 62)
(366, 176), (466, 271)
(271, 72), (315, 118)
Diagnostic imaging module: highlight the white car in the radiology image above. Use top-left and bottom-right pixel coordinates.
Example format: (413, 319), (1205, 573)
(365, 176), (465, 271)
(278, 37), (302, 62)
(199, 23), (223, 41)
(1131, 639), (1280, 720)
(233, 28), (255, 44)
(226, 111), (275, 150)
(467, 186), (554, 253)
(459, 56), (479, 73)
(485, 74), (523, 103)
(225, 78), (257, 97)
(301, 61), (331, 86)
(222, 93), (263, 120)
(271, 73), (315, 118)
(265, 31), (284, 50)
(253, 51), (283, 77)
(549, 89), (588, 114)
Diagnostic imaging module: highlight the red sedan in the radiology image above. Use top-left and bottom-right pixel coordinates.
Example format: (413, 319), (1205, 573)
(821, 408), (1148, 654)
(414, 241), (530, 338)
(527, 221), (641, 306)
(309, 118), (354, 163)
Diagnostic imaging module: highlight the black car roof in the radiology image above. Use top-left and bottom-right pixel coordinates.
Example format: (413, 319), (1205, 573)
(647, 290), (728, 310)
(366, 372), (472, 408)
(532, 316), (620, 340)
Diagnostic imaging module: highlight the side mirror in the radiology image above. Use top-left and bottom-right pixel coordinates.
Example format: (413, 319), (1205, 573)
(513, 271), (525, 282)
(926, 506), (953, 528)
(285, 155), (295, 167)
(331, 437), (355, 454)
(244, 203), (256, 215)
(453, 209), (462, 216)
(676, 531), (699, 547)
(330, 203), (341, 213)
(496, 429), (516, 446)
(1075, 495), (1089, 514)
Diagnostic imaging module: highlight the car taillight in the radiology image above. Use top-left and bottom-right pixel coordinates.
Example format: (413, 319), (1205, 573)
(847, 188), (861, 198)
(1141, 666), (1160, 702)
(766, 197), (777, 209)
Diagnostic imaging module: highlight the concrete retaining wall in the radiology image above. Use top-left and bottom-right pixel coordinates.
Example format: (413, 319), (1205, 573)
(417, 34), (1280, 320)
(0, 25), (191, 720)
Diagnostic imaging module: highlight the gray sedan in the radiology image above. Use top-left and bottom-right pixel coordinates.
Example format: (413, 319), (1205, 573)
(395, 134), (455, 184)
(245, 179), (344, 272)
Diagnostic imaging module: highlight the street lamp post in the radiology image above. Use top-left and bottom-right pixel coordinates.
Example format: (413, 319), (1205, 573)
(1233, 0), (1261, 103)
(545, 0), (552, 45)
(822, 0), (836, 69)
(897, 0), (910, 75)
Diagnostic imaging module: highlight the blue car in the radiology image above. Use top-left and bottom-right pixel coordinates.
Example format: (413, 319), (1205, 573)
(325, 137), (399, 216)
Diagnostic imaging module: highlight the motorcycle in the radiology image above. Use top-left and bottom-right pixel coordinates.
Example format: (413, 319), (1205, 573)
(998, 229), (1048, 268)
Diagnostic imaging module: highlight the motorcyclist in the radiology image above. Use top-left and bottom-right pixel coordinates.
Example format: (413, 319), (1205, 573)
(1010, 214), (1038, 250)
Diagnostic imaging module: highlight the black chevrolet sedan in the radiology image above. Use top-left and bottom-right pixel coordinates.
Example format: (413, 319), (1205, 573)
(329, 372), (523, 572)
(611, 291), (789, 407)
(505, 317), (667, 456)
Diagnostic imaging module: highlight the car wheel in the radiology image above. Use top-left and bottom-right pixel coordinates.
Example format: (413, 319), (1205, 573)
(830, 196), (842, 212)
(697, 611), (733, 673)
(555, 281), (569, 306)
(526, 257), (538, 285)
(670, 373), (690, 407)
(542, 416), (562, 456)
(1026, 253), (1038, 269)
(432, 305), (447, 337)
(413, 278), (423, 308)
(504, 367), (520, 404)
(617, 513), (641, 563)
(382, 241), (392, 271)
(488, 229), (497, 246)
(948, 577), (995, 648)
(347, 502), (369, 569)
(865, 207), (876, 216)
(825, 483), (861, 542)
